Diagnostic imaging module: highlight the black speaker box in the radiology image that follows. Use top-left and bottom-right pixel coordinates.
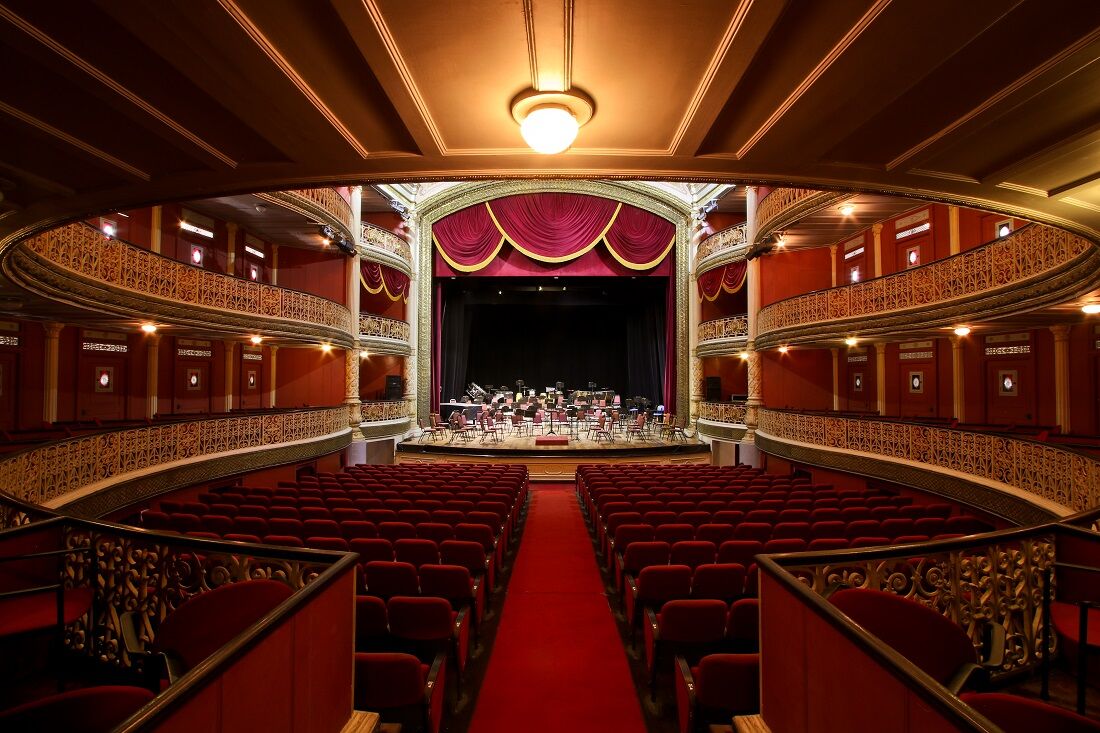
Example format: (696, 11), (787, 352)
(385, 375), (404, 400)
(705, 376), (722, 402)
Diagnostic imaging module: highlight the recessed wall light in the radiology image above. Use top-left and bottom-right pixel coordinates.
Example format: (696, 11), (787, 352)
(778, 346), (789, 354)
(250, 336), (262, 345)
(839, 203), (856, 216)
(953, 326), (971, 337)
(1082, 304), (1100, 315)
(844, 337), (858, 347)
(140, 323), (157, 334)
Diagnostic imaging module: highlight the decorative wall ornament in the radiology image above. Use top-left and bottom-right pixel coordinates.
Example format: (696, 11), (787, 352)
(359, 314), (411, 342)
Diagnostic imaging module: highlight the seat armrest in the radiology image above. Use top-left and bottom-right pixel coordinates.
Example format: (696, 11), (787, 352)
(674, 655), (696, 733)
(645, 607), (660, 641)
(981, 621), (1006, 669)
(947, 662), (986, 695)
(625, 574), (639, 600)
(453, 607), (469, 638)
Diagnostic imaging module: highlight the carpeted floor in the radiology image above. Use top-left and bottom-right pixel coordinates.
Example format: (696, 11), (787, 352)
(468, 484), (648, 733)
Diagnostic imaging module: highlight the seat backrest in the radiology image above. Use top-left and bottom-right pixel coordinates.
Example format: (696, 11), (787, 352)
(355, 595), (389, 642)
(0, 686), (156, 733)
(718, 540), (764, 567)
(394, 538), (441, 568)
(418, 564), (473, 601)
(387, 596), (453, 640)
(959, 692), (1100, 733)
(636, 564), (692, 601)
(726, 598), (760, 645)
(353, 652), (426, 710)
(670, 541), (717, 569)
(657, 599), (728, 642)
(350, 538), (394, 562)
(691, 563), (746, 601)
(694, 653), (760, 712)
(623, 541), (671, 573)
(830, 588), (977, 686)
(363, 561), (420, 598)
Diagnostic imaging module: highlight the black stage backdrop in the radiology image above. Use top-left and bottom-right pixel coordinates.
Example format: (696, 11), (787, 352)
(439, 278), (666, 403)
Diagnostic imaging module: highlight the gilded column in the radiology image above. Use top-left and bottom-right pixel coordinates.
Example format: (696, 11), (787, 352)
(226, 221), (238, 277)
(1051, 324), (1071, 433)
(347, 186), (364, 427)
(223, 340), (236, 412)
(744, 186), (762, 439)
(403, 215), (419, 423)
(150, 205), (162, 254)
(268, 345), (278, 409)
(950, 335), (966, 422)
(345, 347), (362, 426)
(948, 205), (961, 256)
(270, 244), (279, 286)
(872, 223), (884, 278)
(43, 322), (63, 424)
(829, 244), (838, 287)
(688, 214), (706, 423)
(146, 332), (160, 420)
(831, 348), (840, 411)
(874, 341), (886, 416)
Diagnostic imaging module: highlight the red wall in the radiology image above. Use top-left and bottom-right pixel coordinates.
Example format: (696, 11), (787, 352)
(278, 248), (348, 305)
(762, 348), (832, 411)
(700, 285), (747, 322)
(702, 356), (747, 401)
(361, 288), (406, 320)
(360, 355), (404, 400)
(760, 248), (832, 307)
(277, 348), (345, 408)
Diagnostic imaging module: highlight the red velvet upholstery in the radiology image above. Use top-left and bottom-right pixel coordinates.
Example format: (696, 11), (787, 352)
(696, 524), (736, 546)
(350, 538), (395, 562)
(262, 534), (304, 547)
(961, 693), (1100, 733)
(717, 540), (763, 567)
(363, 561), (420, 599)
(670, 541), (717, 569)
(726, 598), (759, 649)
(354, 652), (429, 708)
(693, 653), (760, 710)
(655, 524), (696, 545)
(0, 586), (93, 638)
(355, 595), (389, 651)
(154, 580), (293, 672)
(691, 563), (746, 602)
(0, 685), (155, 733)
(657, 599), (728, 643)
(416, 522), (456, 545)
(379, 522), (418, 542)
(395, 539), (441, 569)
(388, 596), (453, 641)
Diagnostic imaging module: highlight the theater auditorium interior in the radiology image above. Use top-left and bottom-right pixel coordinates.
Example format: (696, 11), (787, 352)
(2, 2), (1100, 733)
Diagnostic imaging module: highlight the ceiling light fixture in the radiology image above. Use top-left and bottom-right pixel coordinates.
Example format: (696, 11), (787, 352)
(839, 203), (856, 216)
(511, 88), (594, 154)
(739, 352), (749, 360)
(1082, 304), (1100, 315)
(778, 345), (789, 354)
(250, 336), (262, 345)
(321, 343), (332, 353)
(953, 326), (971, 337)
(141, 323), (157, 334)
(844, 337), (858, 347)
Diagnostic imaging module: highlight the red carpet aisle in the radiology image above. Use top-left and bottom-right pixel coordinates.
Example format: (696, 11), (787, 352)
(468, 484), (647, 733)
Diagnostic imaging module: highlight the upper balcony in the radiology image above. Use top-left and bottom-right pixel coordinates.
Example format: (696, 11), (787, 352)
(255, 187), (355, 245)
(695, 223), (748, 275)
(755, 224), (1099, 349)
(696, 314), (748, 357)
(358, 313), (412, 356)
(6, 223), (355, 347)
(360, 222), (413, 275)
(754, 188), (853, 248)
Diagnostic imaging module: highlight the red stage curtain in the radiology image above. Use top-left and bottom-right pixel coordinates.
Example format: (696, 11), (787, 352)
(432, 204), (504, 271)
(697, 261), (747, 301)
(361, 262), (410, 302)
(432, 193), (674, 271)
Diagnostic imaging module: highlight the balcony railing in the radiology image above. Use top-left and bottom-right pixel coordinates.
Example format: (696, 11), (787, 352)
(698, 401), (747, 425)
(0, 407), (350, 508)
(288, 188), (353, 231)
(361, 400), (409, 423)
(755, 187), (852, 244)
(359, 314), (411, 343)
(698, 315), (748, 344)
(757, 408), (1100, 513)
(361, 222), (413, 273)
(756, 224), (1095, 345)
(695, 223), (748, 272)
(17, 223), (353, 340)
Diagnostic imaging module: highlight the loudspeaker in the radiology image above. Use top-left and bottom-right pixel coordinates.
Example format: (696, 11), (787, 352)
(705, 376), (722, 402)
(385, 375), (404, 400)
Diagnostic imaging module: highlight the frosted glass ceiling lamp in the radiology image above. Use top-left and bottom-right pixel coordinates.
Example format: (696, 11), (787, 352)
(511, 89), (594, 154)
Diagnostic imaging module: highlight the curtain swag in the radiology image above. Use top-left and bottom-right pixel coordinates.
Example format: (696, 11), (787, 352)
(697, 261), (747, 301)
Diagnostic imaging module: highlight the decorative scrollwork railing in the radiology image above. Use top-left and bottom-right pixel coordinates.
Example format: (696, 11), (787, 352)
(757, 224), (1094, 342)
(0, 491), (53, 530)
(20, 223), (353, 336)
(698, 315), (748, 343)
(0, 407), (349, 507)
(359, 314), (411, 342)
(696, 223), (748, 270)
(361, 222), (413, 270)
(755, 188), (851, 244)
(757, 409), (1100, 513)
(286, 188), (353, 232)
(361, 400), (409, 423)
(699, 401), (747, 424)
(774, 530), (1055, 677)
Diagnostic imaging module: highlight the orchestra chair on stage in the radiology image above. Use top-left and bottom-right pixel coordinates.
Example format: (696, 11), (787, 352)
(450, 414), (477, 444)
(418, 418), (444, 443)
(668, 416), (690, 441)
(429, 413), (450, 442)
(594, 415), (614, 444)
(531, 410), (546, 435)
(478, 413), (501, 443)
(627, 413), (648, 441)
(510, 413), (530, 437)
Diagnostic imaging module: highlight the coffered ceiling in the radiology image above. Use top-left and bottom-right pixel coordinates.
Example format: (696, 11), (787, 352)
(1, 0), (1100, 246)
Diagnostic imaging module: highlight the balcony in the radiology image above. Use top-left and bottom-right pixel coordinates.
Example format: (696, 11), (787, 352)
(755, 408), (1100, 525)
(695, 223), (748, 275)
(696, 400), (748, 441)
(359, 399), (411, 440)
(755, 187), (853, 246)
(696, 314), (748, 357)
(255, 187), (355, 244)
(0, 407), (352, 516)
(359, 314), (412, 356)
(360, 222), (413, 275)
(755, 224), (1099, 348)
(9, 223), (354, 346)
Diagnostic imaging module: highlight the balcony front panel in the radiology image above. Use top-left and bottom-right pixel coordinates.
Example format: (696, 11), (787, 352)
(697, 400), (748, 441)
(756, 224), (1098, 348)
(359, 314), (412, 356)
(10, 224), (354, 345)
(359, 399), (411, 440)
(256, 187), (355, 244)
(0, 408), (351, 511)
(695, 223), (748, 275)
(755, 188), (852, 245)
(360, 222), (413, 275)
(756, 409), (1099, 520)
(696, 315), (748, 356)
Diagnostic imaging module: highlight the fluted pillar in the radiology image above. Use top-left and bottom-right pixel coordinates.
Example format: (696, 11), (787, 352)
(146, 333), (160, 420)
(150, 206), (162, 254)
(345, 347), (361, 426)
(872, 223), (884, 278)
(223, 340), (236, 412)
(948, 205), (961, 256)
(874, 342), (886, 416)
(43, 322), (63, 424)
(744, 186), (762, 439)
(831, 348), (840, 411)
(270, 244), (279, 286)
(688, 215), (706, 423)
(829, 244), (838, 287)
(226, 221), (238, 277)
(950, 335), (966, 422)
(268, 345), (278, 408)
(1051, 324), (1071, 433)
(403, 216), (418, 424)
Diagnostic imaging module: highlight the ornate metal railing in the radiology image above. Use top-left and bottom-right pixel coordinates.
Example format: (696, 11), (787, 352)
(696, 223), (748, 271)
(757, 409), (1100, 513)
(757, 224), (1094, 342)
(768, 528), (1056, 678)
(0, 408), (349, 507)
(0, 490), (53, 530)
(698, 315), (748, 343)
(286, 188), (353, 232)
(18, 223), (353, 337)
(755, 188), (852, 244)
(361, 400), (409, 423)
(359, 314), (411, 342)
(361, 222), (413, 271)
(699, 401), (747, 424)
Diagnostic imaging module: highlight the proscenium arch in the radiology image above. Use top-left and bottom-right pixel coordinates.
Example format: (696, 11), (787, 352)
(414, 180), (693, 423)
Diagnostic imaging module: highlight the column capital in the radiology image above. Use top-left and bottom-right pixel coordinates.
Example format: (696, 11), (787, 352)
(871, 222), (884, 235)
(43, 321), (63, 338)
(1050, 323), (1071, 341)
(872, 341), (887, 355)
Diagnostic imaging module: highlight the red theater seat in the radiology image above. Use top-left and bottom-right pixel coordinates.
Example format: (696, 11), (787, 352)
(0, 686), (155, 733)
(960, 693), (1100, 733)
(355, 595), (389, 652)
(670, 541), (717, 569)
(363, 561), (420, 599)
(674, 654), (759, 733)
(691, 563), (746, 603)
(624, 564), (693, 638)
(395, 539), (441, 569)
(387, 596), (470, 685)
(419, 563), (484, 625)
(354, 652), (446, 733)
(644, 599), (728, 699)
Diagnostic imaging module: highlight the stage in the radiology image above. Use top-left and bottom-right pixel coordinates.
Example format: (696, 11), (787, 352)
(395, 431), (711, 481)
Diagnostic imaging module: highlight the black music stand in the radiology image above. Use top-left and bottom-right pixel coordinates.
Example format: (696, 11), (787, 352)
(545, 408), (556, 435)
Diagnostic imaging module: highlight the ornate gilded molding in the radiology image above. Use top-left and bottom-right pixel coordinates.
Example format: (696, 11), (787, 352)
(754, 188), (853, 246)
(359, 222), (413, 275)
(361, 400), (410, 423)
(255, 188), (354, 244)
(756, 224), (1100, 349)
(756, 409), (1096, 518)
(0, 407), (350, 509)
(695, 223), (748, 275)
(415, 180), (692, 423)
(359, 314), (412, 356)
(359, 418), (412, 441)
(696, 315), (748, 357)
(6, 224), (354, 346)
(699, 401), (748, 424)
